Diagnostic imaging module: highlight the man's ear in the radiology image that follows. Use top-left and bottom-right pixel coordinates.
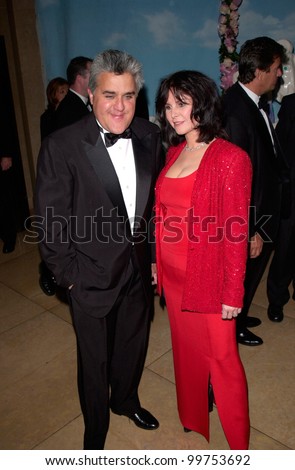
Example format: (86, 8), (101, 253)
(255, 68), (263, 81)
(87, 88), (93, 105)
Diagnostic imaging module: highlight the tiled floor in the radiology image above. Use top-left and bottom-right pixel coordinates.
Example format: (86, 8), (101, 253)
(0, 232), (294, 450)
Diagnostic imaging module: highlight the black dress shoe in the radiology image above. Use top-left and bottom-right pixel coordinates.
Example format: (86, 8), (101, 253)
(2, 241), (15, 253)
(39, 273), (57, 296)
(122, 408), (159, 430)
(237, 328), (263, 346)
(246, 316), (261, 328)
(267, 305), (284, 322)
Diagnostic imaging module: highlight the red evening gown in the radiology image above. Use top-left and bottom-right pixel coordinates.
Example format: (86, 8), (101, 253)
(160, 171), (250, 450)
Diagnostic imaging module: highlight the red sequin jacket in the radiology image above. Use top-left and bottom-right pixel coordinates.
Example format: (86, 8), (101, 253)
(155, 138), (252, 313)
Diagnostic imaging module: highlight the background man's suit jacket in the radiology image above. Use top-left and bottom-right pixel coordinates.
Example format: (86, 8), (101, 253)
(276, 93), (295, 184)
(35, 113), (163, 317)
(223, 82), (289, 242)
(53, 89), (90, 130)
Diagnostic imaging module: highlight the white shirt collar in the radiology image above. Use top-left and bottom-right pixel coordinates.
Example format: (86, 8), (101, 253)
(96, 120), (108, 134)
(69, 88), (88, 105)
(238, 82), (260, 107)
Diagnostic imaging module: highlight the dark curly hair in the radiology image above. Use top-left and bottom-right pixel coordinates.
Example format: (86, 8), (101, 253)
(155, 70), (227, 147)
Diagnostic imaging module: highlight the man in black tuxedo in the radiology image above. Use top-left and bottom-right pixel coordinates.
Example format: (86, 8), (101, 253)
(267, 92), (295, 320)
(39, 56), (93, 296)
(223, 37), (289, 346)
(35, 49), (163, 449)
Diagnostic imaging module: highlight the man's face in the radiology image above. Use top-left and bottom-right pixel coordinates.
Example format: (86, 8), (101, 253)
(88, 72), (137, 134)
(259, 57), (282, 94)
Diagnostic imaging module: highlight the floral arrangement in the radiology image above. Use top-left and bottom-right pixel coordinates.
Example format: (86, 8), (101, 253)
(218, 0), (243, 91)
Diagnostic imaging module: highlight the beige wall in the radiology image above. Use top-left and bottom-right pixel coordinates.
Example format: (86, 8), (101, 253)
(0, 0), (45, 211)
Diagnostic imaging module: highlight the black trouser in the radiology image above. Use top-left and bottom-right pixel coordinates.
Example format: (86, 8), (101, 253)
(267, 213), (295, 308)
(237, 242), (274, 330)
(69, 259), (151, 450)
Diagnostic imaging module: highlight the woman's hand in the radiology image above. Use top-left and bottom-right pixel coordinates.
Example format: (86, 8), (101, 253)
(221, 304), (241, 320)
(151, 263), (157, 285)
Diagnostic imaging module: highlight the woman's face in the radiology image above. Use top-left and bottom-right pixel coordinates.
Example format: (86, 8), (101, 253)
(164, 89), (197, 137)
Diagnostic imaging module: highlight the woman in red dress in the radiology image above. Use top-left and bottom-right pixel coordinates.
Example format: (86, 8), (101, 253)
(154, 71), (252, 449)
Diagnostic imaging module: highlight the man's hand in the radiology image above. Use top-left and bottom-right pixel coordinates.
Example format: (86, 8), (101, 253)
(249, 232), (263, 258)
(0, 157), (12, 171)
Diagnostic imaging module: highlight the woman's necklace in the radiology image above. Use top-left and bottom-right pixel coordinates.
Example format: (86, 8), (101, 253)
(185, 142), (206, 152)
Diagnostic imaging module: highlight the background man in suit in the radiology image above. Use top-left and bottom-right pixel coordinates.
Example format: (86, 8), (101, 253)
(0, 84), (17, 254)
(0, 49), (25, 254)
(35, 49), (163, 449)
(39, 57), (92, 296)
(53, 55), (93, 130)
(223, 36), (288, 346)
(0, 155), (17, 253)
(267, 92), (295, 320)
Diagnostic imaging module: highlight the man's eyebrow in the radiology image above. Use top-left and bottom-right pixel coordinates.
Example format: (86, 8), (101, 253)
(101, 90), (136, 96)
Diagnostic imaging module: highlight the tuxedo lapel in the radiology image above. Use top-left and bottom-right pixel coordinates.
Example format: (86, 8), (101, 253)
(238, 85), (278, 162)
(256, 104), (288, 167)
(237, 84), (289, 177)
(132, 132), (152, 221)
(83, 135), (130, 226)
(83, 117), (153, 238)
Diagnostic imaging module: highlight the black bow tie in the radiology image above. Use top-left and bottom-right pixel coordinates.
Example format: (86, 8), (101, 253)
(103, 128), (132, 147)
(258, 96), (270, 115)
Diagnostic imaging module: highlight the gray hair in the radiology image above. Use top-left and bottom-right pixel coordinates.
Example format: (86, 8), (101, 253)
(88, 49), (144, 95)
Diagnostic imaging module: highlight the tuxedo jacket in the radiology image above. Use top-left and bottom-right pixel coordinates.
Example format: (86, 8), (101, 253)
(276, 94), (295, 181)
(35, 113), (163, 317)
(223, 82), (288, 242)
(40, 108), (55, 140)
(53, 90), (90, 130)
(276, 93), (295, 222)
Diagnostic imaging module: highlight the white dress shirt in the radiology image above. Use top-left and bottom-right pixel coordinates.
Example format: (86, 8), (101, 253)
(97, 122), (137, 233)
